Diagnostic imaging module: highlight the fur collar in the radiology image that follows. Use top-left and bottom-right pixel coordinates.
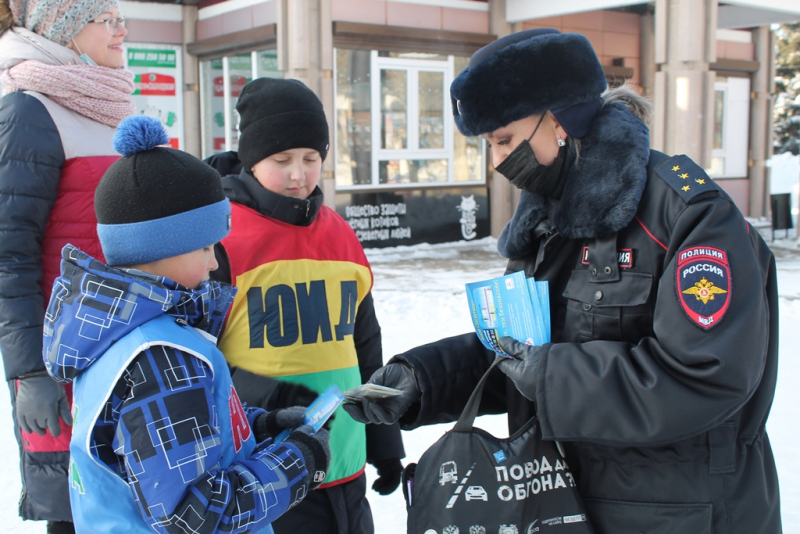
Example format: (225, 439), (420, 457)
(498, 102), (650, 259)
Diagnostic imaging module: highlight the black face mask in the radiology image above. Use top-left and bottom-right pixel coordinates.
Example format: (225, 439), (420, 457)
(495, 115), (567, 197)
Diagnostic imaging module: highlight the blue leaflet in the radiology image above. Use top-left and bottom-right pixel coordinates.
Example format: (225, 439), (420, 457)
(274, 385), (344, 443)
(525, 278), (548, 346)
(536, 280), (551, 340)
(466, 271), (551, 357)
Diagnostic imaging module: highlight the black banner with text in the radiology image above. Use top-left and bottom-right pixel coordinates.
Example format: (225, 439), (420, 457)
(335, 187), (490, 248)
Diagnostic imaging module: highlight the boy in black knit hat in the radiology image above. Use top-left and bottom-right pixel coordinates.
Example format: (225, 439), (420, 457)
(206, 77), (405, 534)
(42, 115), (329, 534)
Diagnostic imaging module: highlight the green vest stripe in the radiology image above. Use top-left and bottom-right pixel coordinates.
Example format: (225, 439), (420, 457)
(277, 366), (365, 484)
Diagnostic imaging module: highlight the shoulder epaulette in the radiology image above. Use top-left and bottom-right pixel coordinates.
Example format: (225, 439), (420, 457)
(653, 154), (719, 203)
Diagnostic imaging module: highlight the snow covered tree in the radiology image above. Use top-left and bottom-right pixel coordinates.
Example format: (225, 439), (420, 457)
(774, 22), (800, 155)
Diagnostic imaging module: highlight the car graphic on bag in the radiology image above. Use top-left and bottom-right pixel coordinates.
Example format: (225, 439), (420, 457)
(439, 461), (458, 485)
(464, 486), (488, 501)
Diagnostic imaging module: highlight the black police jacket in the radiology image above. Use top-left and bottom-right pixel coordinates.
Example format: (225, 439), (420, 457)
(391, 102), (781, 534)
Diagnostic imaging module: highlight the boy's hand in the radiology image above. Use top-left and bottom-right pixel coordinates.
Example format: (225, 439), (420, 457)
(16, 371), (72, 436)
(370, 458), (403, 495)
(254, 406), (306, 442)
(343, 363), (420, 425)
(286, 425), (331, 489)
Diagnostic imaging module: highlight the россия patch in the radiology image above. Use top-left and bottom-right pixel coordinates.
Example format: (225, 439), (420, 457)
(675, 246), (731, 330)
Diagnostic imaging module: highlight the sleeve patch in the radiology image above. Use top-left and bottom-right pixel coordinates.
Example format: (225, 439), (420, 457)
(675, 247), (731, 330)
(654, 155), (719, 202)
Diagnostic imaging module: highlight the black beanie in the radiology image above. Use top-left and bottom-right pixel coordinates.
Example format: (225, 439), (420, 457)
(236, 78), (329, 171)
(96, 116), (231, 266)
(450, 29), (607, 138)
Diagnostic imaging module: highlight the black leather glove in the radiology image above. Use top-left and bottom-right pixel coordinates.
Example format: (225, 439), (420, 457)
(343, 363), (420, 425)
(370, 458), (403, 495)
(254, 406), (306, 443)
(285, 425), (331, 489)
(15, 371), (72, 436)
(267, 381), (318, 411)
(496, 337), (540, 402)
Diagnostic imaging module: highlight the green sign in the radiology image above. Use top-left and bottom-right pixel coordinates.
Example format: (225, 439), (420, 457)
(128, 48), (177, 68)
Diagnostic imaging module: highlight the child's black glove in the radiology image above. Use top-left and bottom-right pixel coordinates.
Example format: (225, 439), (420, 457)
(254, 406), (306, 443)
(369, 458), (404, 495)
(286, 425), (331, 490)
(254, 405), (336, 445)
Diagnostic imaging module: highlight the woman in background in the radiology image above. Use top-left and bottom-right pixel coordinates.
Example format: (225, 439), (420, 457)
(0, 1), (134, 532)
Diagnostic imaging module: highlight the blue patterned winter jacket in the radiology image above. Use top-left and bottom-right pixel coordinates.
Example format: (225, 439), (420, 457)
(43, 245), (310, 533)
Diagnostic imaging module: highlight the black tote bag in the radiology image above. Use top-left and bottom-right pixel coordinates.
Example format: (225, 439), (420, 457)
(402, 357), (595, 534)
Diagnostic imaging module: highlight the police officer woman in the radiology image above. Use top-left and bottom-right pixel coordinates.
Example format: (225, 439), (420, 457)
(345, 29), (781, 534)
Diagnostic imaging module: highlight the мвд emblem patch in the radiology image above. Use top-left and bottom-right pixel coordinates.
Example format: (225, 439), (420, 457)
(676, 247), (731, 329)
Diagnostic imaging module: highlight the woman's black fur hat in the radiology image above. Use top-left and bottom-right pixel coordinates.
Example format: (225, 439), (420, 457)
(450, 29), (607, 138)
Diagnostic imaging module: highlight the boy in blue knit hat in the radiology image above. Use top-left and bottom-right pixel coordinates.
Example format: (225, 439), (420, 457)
(42, 115), (330, 534)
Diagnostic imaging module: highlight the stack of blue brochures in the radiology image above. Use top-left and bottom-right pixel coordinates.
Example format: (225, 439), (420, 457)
(465, 271), (550, 357)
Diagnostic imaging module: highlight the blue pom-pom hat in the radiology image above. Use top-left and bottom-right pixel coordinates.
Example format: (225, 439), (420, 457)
(113, 115), (170, 156)
(95, 115), (231, 266)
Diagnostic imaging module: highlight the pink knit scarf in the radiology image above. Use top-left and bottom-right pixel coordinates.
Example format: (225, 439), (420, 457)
(1, 60), (136, 127)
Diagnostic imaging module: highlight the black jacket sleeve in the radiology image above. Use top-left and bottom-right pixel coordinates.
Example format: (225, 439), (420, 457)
(354, 291), (405, 461)
(534, 194), (772, 447)
(390, 332), (506, 430)
(0, 92), (65, 380)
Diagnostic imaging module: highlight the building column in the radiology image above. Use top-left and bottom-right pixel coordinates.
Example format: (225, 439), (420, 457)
(488, 0), (519, 238)
(653, 0), (717, 166)
(182, 5), (201, 158)
(278, 0), (335, 207)
(748, 26), (774, 219)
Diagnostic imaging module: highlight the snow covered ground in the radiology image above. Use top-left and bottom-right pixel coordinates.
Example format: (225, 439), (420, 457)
(0, 237), (798, 532)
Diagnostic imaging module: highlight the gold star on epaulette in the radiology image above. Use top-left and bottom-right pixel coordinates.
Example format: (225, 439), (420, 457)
(696, 179), (705, 185)
(682, 185), (690, 192)
(680, 173), (689, 179)
(672, 165), (680, 172)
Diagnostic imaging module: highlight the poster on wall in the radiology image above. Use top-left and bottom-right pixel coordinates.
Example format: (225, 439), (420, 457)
(335, 188), (489, 248)
(126, 44), (184, 150)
